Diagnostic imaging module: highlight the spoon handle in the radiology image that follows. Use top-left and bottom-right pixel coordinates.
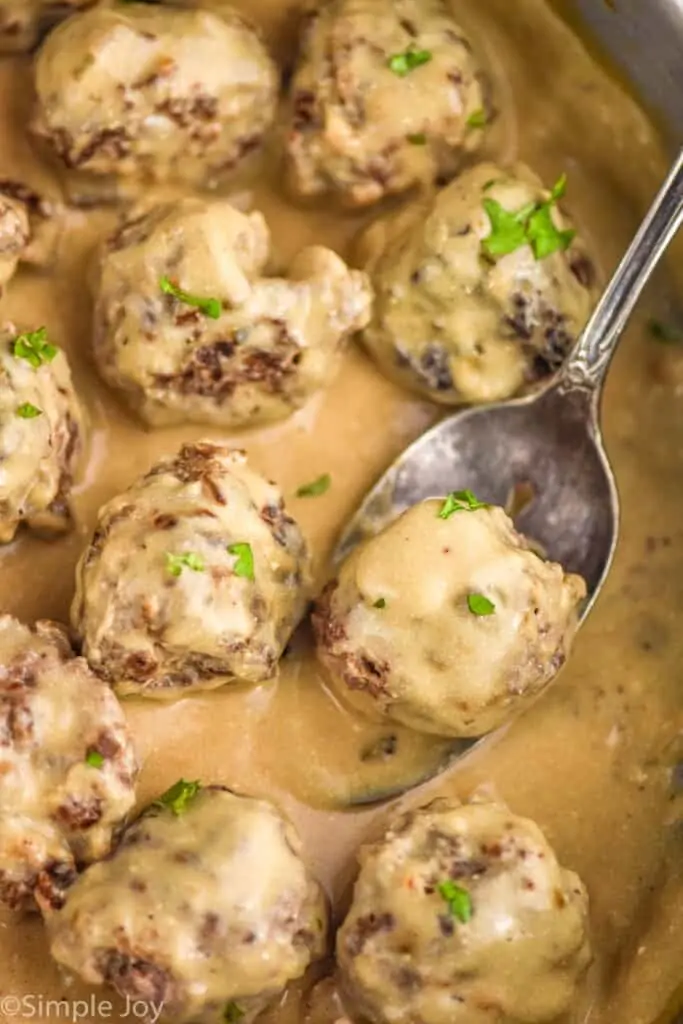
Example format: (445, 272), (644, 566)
(560, 149), (683, 393)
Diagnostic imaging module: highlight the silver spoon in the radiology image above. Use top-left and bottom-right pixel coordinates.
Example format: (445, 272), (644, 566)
(339, 152), (683, 806)
(337, 150), (683, 617)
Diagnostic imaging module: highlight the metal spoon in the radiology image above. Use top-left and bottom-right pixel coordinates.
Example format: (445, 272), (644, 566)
(337, 150), (683, 617)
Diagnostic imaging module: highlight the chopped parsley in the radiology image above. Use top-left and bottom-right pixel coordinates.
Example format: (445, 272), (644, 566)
(407, 132), (427, 145)
(160, 275), (221, 320)
(85, 750), (105, 768)
(227, 542), (254, 580)
(437, 880), (472, 923)
(374, 598), (387, 609)
(16, 402), (42, 419)
(466, 109), (488, 128)
(482, 174), (575, 261)
(526, 203), (576, 261)
(12, 327), (58, 369)
(387, 47), (432, 77)
(649, 318), (683, 344)
(467, 593), (496, 616)
(296, 473), (331, 498)
(438, 490), (487, 519)
(154, 779), (201, 816)
(481, 198), (531, 257)
(166, 552), (205, 577)
(224, 1004), (244, 1023)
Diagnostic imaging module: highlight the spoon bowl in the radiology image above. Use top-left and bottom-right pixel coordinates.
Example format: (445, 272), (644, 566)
(337, 150), (683, 622)
(336, 151), (683, 802)
(336, 383), (617, 615)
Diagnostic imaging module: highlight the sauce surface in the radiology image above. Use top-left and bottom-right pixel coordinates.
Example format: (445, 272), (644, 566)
(0, 1), (682, 1022)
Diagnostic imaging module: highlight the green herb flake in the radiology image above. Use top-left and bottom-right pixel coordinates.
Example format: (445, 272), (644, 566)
(482, 173), (574, 262)
(374, 598), (387, 609)
(438, 490), (487, 519)
(467, 108), (487, 128)
(648, 318), (683, 344)
(227, 542), (255, 580)
(85, 750), (105, 768)
(160, 275), (221, 320)
(526, 203), (576, 261)
(296, 473), (331, 498)
(467, 593), (496, 616)
(437, 880), (473, 924)
(550, 172), (568, 201)
(481, 198), (528, 258)
(154, 778), (201, 816)
(12, 327), (58, 369)
(407, 132), (427, 145)
(387, 47), (432, 77)
(224, 1004), (244, 1023)
(16, 402), (42, 419)
(165, 552), (205, 578)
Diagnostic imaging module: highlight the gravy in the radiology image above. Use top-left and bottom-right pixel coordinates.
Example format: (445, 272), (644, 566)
(0, 1), (681, 1022)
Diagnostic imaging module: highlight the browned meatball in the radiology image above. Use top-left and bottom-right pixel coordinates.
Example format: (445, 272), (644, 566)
(338, 798), (592, 1024)
(0, 180), (60, 295)
(72, 442), (311, 697)
(31, 3), (278, 193)
(285, 0), (490, 207)
(92, 197), (372, 427)
(359, 162), (597, 403)
(46, 785), (329, 1024)
(0, 616), (138, 914)
(313, 498), (585, 737)
(0, 324), (85, 544)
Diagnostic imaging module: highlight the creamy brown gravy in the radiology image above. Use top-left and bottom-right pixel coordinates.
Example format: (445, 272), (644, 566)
(0, 1), (682, 1022)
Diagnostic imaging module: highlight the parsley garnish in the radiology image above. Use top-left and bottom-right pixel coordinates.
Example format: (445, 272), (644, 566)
(374, 598), (387, 609)
(467, 593), (496, 616)
(166, 552), (205, 577)
(12, 327), (58, 369)
(437, 880), (472, 923)
(85, 750), (105, 768)
(649, 318), (683, 344)
(387, 47), (432, 76)
(224, 1004), (244, 1023)
(467, 109), (487, 128)
(160, 276), (221, 319)
(526, 203), (576, 260)
(296, 473), (331, 498)
(16, 403), (42, 419)
(438, 490), (487, 519)
(407, 133), (427, 145)
(154, 779), (201, 816)
(228, 542), (254, 580)
(482, 174), (575, 261)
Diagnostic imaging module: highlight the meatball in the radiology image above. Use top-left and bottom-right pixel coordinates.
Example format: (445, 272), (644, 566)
(0, 192), (29, 293)
(45, 784), (328, 1024)
(312, 498), (586, 737)
(0, 615), (138, 914)
(338, 798), (592, 1024)
(31, 3), (278, 191)
(285, 0), (489, 207)
(92, 197), (372, 427)
(0, 180), (61, 293)
(0, 0), (91, 53)
(0, 324), (85, 544)
(359, 162), (597, 403)
(72, 442), (311, 697)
